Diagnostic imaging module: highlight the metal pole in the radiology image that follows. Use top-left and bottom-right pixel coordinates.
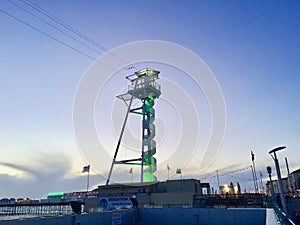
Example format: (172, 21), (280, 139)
(141, 99), (146, 183)
(252, 161), (259, 192)
(273, 152), (288, 213)
(87, 169), (90, 192)
(267, 166), (273, 196)
(216, 170), (220, 194)
(106, 80), (138, 185)
(285, 157), (292, 194)
(268, 173), (274, 196)
(259, 175), (264, 193)
(251, 166), (257, 192)
(251, 151), (259, 192)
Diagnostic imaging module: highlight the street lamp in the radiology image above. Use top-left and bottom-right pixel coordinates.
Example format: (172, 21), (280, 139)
(268, 146), (287, 213)
(266, 166), (274, 196)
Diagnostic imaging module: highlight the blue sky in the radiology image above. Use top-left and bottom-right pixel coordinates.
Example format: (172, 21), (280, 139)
(0, 0), (299, 198)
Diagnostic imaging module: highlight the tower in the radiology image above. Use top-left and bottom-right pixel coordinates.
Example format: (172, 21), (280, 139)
(106, 68), (161, 184)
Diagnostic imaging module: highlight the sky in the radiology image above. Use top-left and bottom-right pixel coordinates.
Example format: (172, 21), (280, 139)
(0, 0), (299, 198)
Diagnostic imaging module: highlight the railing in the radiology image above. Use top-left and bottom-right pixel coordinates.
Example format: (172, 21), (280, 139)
(267, 196), (296, 225)
(128, 79), (161, 93)
(194, 193), (266, 208)
(141, 194), (267, 209)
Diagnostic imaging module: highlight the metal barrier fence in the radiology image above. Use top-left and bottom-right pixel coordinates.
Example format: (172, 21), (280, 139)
(193, 193), (266, 208)
(267, 196), (296, 225)
(144, 194), (267, 209)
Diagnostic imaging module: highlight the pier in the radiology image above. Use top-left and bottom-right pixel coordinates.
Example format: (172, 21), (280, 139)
(0, 202), (73, 217)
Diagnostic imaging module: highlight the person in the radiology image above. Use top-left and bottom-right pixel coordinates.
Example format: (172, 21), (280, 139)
(130, 194), (139, 208)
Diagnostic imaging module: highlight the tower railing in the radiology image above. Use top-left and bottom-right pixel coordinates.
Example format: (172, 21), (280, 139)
(128, 78), (161, 92)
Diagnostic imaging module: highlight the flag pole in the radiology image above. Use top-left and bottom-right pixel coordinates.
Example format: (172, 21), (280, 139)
(259, 172), (264, 192)
(251, 165), (256, 192)
(86, 165), (90, 192)
(129, 168), (133, 183)
(251, 151), (259, 192)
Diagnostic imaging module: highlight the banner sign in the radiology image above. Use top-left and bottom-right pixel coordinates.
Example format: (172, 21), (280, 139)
(98, 196), (132, 210)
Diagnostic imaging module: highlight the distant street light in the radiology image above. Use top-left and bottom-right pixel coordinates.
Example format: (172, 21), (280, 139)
(268, 146), (288, 213)
(266, 166), (274, 196)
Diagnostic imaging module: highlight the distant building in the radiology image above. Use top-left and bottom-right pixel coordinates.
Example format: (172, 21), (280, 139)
(0, 198), (15, 204)
(291, 168), (300, 193)
(266, 168), (300, 195)
(219, 182), (239, 195)
(43, 191), (97, 204)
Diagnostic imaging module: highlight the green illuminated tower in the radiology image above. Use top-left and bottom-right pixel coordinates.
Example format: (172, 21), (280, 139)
(106, 69), (161, 185)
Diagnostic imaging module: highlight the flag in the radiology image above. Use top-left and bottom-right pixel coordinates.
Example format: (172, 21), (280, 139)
(167, 164), (171, 171)
(82, 165), (90, 173)
(129, 168), (133, 174)
(251, 151), (255, 161)
(176, 168), (182, 174)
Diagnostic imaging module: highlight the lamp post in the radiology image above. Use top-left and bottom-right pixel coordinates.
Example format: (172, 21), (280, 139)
(266, 166), (274, 196)
(268, 146), (287, 213)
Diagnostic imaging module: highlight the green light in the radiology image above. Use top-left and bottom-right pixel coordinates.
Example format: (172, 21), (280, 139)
(144, 95), (155, 113)
(143, 172), (155, 182)
(48, 192), (64, 197)
(148, 95), (155, 101)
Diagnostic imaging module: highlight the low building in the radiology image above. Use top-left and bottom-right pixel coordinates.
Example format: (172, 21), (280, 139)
(291, 168), (300, 193)
(219, 182), (239, 195)
(266, 168), (300, 195)
(266, 177), (288, 195)
(85, 179), (209, 211)
(0, 198), (15, 204)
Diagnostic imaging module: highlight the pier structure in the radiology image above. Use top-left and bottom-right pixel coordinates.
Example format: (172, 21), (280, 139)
(0, 202), (72, 217)
(106, 68), (161, 184)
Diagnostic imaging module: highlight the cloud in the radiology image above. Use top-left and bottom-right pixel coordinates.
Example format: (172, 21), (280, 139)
(0, 152), (100, 199)
(0, 152), (70, 178)
(217, 163), (244, 172)
(0, 162), (36, 177)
